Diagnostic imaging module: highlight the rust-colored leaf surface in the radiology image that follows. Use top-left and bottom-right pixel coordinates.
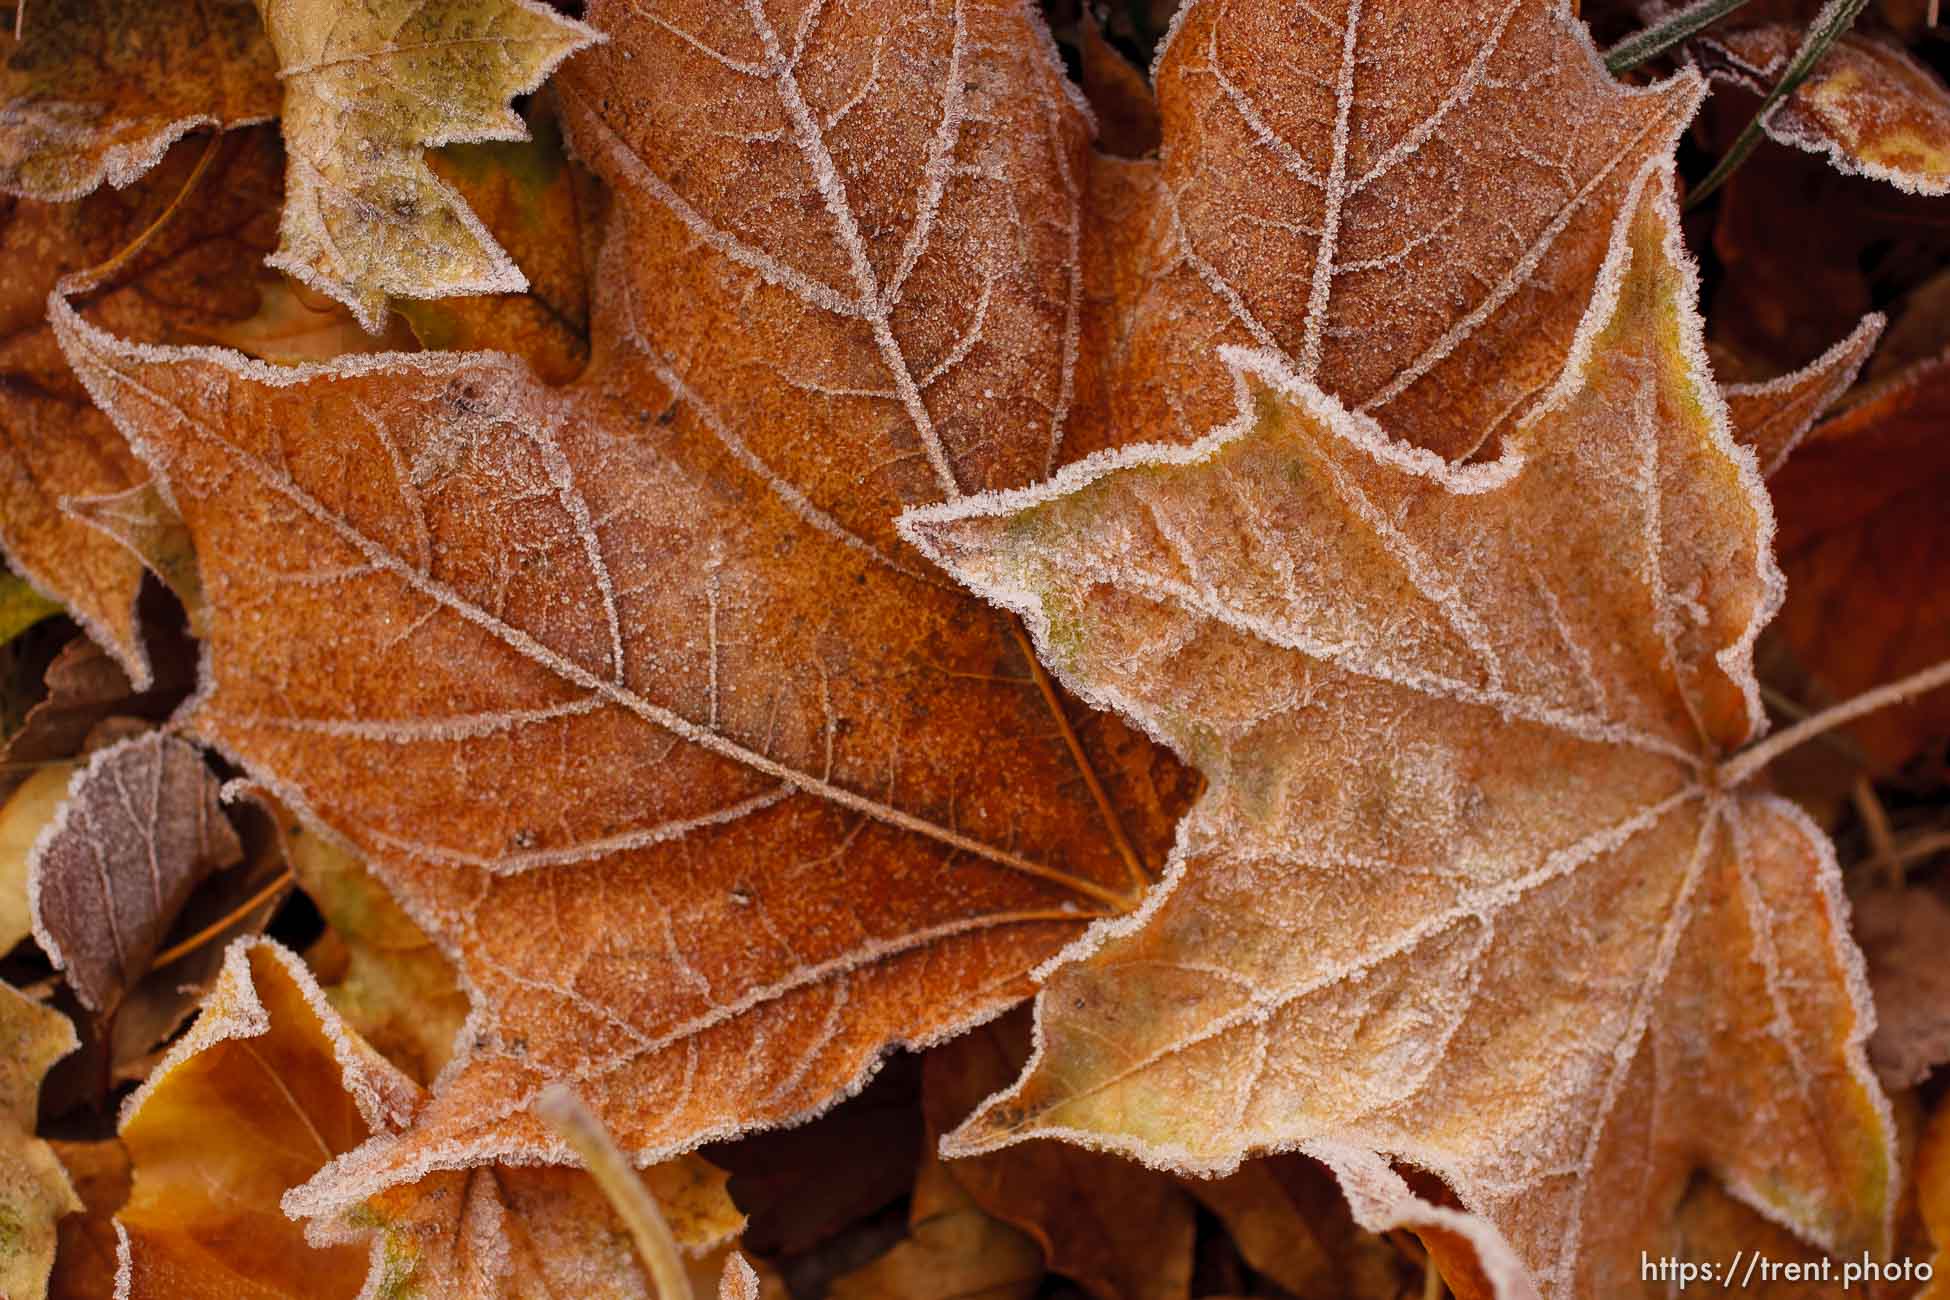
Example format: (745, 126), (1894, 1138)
(253, 0), (600, 330)
(0, 130), (281, 683)
(1076, 0), (1700, 460)
(1702, 23), (1950, 195)
(0, 0), (278, 201)
(1852, 885), (1950, 1090)
(53, 0), (1189, 1223)
(1765, 349), (1950, 772)
(28, 731), (243, 1014)
(904, 168), (1895, 1296)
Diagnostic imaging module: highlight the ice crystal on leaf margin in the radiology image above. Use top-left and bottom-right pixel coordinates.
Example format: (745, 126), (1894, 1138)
(899, 162), (1897, 1299)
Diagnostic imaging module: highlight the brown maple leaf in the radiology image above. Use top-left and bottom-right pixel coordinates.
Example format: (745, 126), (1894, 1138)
(1068, 0), (1701, 461)
(902, 165), (1896, 1297)
(50, 0), (1188, 1225)
(1699, 23), (1950, 196)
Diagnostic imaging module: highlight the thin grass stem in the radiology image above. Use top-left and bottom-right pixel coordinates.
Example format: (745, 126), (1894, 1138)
(536, 1085), (694, 1300)
(1686, 0), (1871, 208)
(1605, 0), (1753, 74)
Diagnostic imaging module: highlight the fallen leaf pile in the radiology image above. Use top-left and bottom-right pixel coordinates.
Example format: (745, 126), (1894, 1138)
(2, 2), (1950, 1298)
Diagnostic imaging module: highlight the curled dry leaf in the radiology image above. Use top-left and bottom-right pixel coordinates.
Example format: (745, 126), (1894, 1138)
(1721, 313), (1882, 476)
(1307, 1145), (1535, 1300)
(828, 1153), (1044, 1300)
(1853, 885), (1950, 1090)
(903, 168), (1896, 1296)
(28, 731), (243, 1014)
(1701, 23), (1950, 194)
(113, 939), (416, 1299)
(0, 637), (193, 808)
(115, 937), (740, 1300)
(53, 0), (1190, 1220)
(1183, 1157), (1417, 1300)
(1075, 0), (1701, 460)
(0, 980), (80, 1300)
(0, 0), (278, 201)
(924, 1008), (1196, 1300)
(1762, 347), (1950, 772)
(252, 0), (601, 331)
(0, 129), (281, 684)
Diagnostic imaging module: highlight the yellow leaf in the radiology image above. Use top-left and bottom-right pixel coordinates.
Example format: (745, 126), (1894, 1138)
(1703, 24), (1950, 195)
(115, 937), (742, 1298)
(0, 981), (80, 1300)
(253, 0), (600, 331)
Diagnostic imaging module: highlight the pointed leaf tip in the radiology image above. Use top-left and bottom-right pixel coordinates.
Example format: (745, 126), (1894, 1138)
(254, 0), (602, 330)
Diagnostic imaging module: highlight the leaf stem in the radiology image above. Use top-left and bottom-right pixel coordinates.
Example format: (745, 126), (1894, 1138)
(1685, 0), (1871, 209)
(1850, 774), (1897, 879)
(1007, 614), (1151, 903)
(1859, 830), (1950, 879)
(147, 869), (292, 970)
(64, 130), (221, 298)
(1604, 0), (1753, 74)
(536, 1085), (694, 1300)
(1722, 657), (1950, 787)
